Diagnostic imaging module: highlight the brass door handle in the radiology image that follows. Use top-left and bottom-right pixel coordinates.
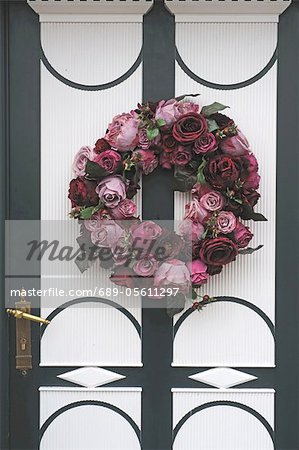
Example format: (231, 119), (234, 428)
(6, 308), (50, 325)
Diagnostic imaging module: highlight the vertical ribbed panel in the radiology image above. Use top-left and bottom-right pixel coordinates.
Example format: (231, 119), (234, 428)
(176, 23), (277, 85)
(40, 387), (141, 427)
(41, 23), (142, 85)
(173, 389), (274, 450)
(40, 302), (141, 366)
(40, 22), (143, 366)
(175, 65), (277, 325)
(40, 389), (141, 449)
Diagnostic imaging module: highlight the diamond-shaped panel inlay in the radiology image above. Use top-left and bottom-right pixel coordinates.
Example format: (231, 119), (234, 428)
(189, 367), (257, 389)
(57, 367), (125, 388)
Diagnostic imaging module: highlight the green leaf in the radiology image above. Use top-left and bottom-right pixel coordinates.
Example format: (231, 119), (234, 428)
(201, 102), (229, 118)
(146, 127), (159, 140)
(175, 93), (200, 102)
(85, 160), (109, 180)
(79, 203), (101, 220)
(196, 158), (207, 184)
(241, 205), (268, 222)
(239, 245), (264, 255)
(200, 229), (208, 240)
(156, 118), (166, 127)
(207, 119), (219, 133)
(233, 198), (243, 205)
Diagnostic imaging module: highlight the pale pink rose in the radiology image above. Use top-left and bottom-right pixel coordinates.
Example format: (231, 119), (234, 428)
(220, 129), (250, 156)
(72, 146), (95, 177)
(93, 150), (121, 174)
(154, 259), (191, 294)
(84, 212), (102, 232)
(187, 259), (209, 285)
(90, 220), (124, 247)
(109, 199), (137, 219)
(233, 222), (254, 248)
(155, 99), (178, 126)
(216, 211), (237, 234)
(179, 218), (204, 242)
(133, 149), (158, 175)
(200, 191), (225, 211)
(133, 254), (158, 277)
(184, 198), (207, 223)
(132, 221), (162, 241)
(175, 101), (200, 117)
(96, 175), (126, 208)
(105, 113), (139, 151)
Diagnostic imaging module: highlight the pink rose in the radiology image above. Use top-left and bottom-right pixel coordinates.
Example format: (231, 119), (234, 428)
(109, 199), (137, 219)
(138, 128), (151, 150)
(133, 254), (158, 277)
(233, 222), (254, 248)
(179, 218), (204, 242)
(132, 221), (162, 241)
(193, 132), (218, 154)
(105, 113), (139, 151)
(216, 211), (237, 234)
(176, 101), (200, 117)
(171, 145), (192, 166)
(220, 129), (250, 156)
(154, 259), (191, 294)
(90, 220), (124, 247)
(93, 150), (121, 174)
(184, 198), (207, 223)
(200, 191), (225, 212)
(187, 259), (209, 285)
(155, 98), (178, 126)
(96, 175), (126, 208)
(84, 212), (102, 232)
(72, 146), (95, 177)
(133, 149), (158, 175)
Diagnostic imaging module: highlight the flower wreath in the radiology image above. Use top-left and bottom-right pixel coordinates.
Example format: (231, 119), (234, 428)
(68, 95), (266, 316)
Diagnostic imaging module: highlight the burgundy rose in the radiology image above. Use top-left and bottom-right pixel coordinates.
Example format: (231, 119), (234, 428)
(171, 145), (192, 166)
(233, 222), (253, 248)
(109, 199), (137, 219)
(209, 113), (234, 130)
(193, 132), (218, 154)
(68, 177), (98, 208)
(243, 172), (261, 191)
(207, 264), (223, 275)
(246, 190), (260, 208)
(155, 229), (185, 260)
(126, 178), (141, 199)
(138, 128), (151, 150)
(161, 133), (178, 153)
(110, 267), (136, 288)
(160, 151), (173, 169)
(94, 138), (111, 153)
(173, 113), (208, 144)
(204, 155), (242, 189)
(220, 130), (250, 156)
(93, 150), (121, 174)
(199, 236), (238, 266)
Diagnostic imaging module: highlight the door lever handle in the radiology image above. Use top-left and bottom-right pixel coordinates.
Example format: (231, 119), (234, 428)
(6, 308), (50, 325)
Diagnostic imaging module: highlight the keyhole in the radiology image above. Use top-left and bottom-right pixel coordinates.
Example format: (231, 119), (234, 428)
(20, 338), (26, 351)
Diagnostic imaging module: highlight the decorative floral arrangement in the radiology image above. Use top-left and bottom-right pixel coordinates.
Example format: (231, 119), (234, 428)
(68, 95), (266, 316)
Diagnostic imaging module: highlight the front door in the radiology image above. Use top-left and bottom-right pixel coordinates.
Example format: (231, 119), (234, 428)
(1, 1), (299, 449)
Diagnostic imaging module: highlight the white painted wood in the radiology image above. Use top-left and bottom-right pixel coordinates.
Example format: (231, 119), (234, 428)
(40, 302), (141, 366)
(57, 367), (125, 388)
(175, 66), (277, 324)
(176, 23), (277, 84)
(166, 0), (291, 21)
(40, 387), (141, 428)
(28, 0), (153, 21)
(41, 23), (142, 85)
(189, 368), (257, 389)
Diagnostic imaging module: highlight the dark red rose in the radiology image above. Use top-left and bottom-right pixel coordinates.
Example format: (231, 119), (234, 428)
(155, 229), (185, 261)
(193, 132), (218, 154)
(94, 138), (111, 153)
(68, 177), (98, 208)
(199, 237), (238, 266)
(209, 113), (234, 130)
(246, 190), (260, 208)
(161, 133), (178, 153)
(93, 150), (121, 174)
(110, 267), (136, 288)
(173, 113), (208, 144)
(207, 264), (223, 275)
(126, 179), (140, 199)
(204, 155), (242, 189)
(171, 145), (192, 166)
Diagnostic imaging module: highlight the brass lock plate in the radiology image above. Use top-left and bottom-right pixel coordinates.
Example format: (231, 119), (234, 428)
(15, 298), (32, 371)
